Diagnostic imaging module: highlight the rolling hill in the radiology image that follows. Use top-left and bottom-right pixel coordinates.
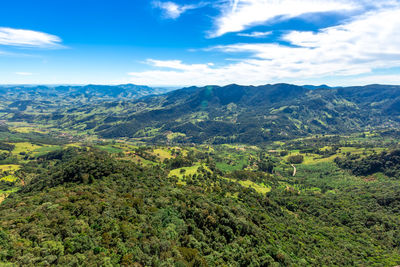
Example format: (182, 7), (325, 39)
(1, 83), (400, 144)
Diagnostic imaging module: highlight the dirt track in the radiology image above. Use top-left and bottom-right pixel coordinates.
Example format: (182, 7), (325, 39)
(291, 164), (296, 176)
(0, 194), (6, 204)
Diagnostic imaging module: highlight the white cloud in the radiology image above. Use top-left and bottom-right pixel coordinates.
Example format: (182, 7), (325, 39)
(152, 1), (206, 19)
(237, 31), (272, 38)
(15, 72), (33, 76)
(0, 27), (62, 48)
(146, 59), (214, 71)
(128, 5), (400, 86)
(128, 59), (221, 86)
(209, 0), (359, 37)
(350, 74), (400, 85)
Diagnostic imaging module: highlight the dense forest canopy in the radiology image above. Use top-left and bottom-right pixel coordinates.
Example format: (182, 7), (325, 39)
(335, 149), (400, 177)
(0, 142), (398, 266)
(0, 84), (400, 266)
(1, 84), (399, 144)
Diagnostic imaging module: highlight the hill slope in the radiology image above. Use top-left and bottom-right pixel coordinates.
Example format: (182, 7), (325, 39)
(1, 148), (400, 266)
(1, 84), (400, 144)
(88, 84), (400, 143)
(0, 84), (170, 120)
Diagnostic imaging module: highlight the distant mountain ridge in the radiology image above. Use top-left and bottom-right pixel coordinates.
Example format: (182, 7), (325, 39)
(1, 83), (400, 144)
(0, 84), (171, 101)
(88, 83), (399, 143)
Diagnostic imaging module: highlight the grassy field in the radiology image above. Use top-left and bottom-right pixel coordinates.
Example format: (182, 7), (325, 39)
(8, 142), (66, 160)
(282, 153), (338, 165)
(0, 187), (19, 196)
(152, 148), (174, 160)
(32, 145), (62, 156)
(0, 175), (18, 182)
(224, 177), (271, 194)
(216, 160), (248, 172)
(0, 164), (20, 172)
(123, 153), (157, 166)
(94, 144), (123, 154)
(65, 143), (83, 148)
(169, 165), (204, 179)
(10, 126), (48, 134)
(214, 145), (256, 172)
(281, 146), (387, 165)
(12, 142), (42, 155)
(166, 132), (186, 141)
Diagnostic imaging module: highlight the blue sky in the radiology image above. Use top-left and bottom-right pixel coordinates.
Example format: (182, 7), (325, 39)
(1, 0), (400, 86)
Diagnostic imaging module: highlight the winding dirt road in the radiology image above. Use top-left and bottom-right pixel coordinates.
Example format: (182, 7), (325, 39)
(291, 164), (296, 176)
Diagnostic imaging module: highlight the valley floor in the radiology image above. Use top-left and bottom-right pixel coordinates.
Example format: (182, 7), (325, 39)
(0, 125), (400, 265)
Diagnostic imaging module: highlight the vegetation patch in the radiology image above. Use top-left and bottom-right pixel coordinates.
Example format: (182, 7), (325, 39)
(0, 164), (20, 172)
(94, 144), (123, 154)
(169, 165), (203, 179)
(152, 148), (174, 160)
(12, 142), (41, 155)
(225, 178), (271, 194)
(167, 132), (186, 141)
(0, 175), (18, 182)
(32, 145), (62, 157)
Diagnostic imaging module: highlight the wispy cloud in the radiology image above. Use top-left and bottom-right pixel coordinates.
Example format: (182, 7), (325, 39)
(146, 59), (214, 71)
(128, 4), (400, 86)
(15, 72), (33, 76)
(152, 1), (206, 19)
(209, 0), (359, 37)
(351, 74), (400, 85)
(237, 31), (272, 38)
(129, 60), (219, 86)
(0, 27), (62, 48)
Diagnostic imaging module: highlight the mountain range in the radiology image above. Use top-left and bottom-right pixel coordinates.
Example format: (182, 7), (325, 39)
(1, 83), (399, 144)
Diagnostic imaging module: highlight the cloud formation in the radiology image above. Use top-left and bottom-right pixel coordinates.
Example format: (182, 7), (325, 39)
(237, 31), (272, 38)
(0, 27), (62, 48)
(209, 0), (358, 37)
(129, 4), (400, 86)
(15, 72), (33, 76)
(152, 1), (206, 19)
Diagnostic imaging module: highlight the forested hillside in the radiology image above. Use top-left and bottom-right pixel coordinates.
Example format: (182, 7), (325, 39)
(1, 84), (400, 265)
(3, 0), (400, 265)
(0, 84), (169, 123)
(0, 147), (400, 266)
(0, 84), (170, 101)
(335, 149), (400, 177)
(2, 84), (399, 144)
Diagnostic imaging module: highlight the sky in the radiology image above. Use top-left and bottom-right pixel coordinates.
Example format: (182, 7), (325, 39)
(1, 0), (400, 86)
